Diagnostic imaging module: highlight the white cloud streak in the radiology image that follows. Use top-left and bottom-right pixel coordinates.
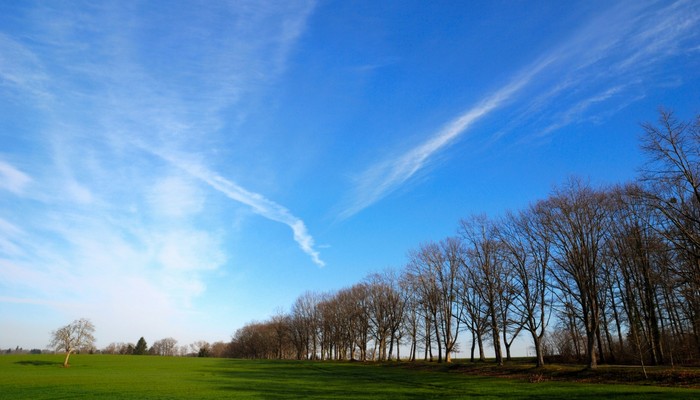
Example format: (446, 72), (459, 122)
(155, 151), (325, 267)
(340, 55), (556, 219)
(341, 0), (700, 218)
(0, 160), (31, 195)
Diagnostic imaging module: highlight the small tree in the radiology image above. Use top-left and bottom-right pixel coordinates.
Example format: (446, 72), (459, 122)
(49, 318), (96, 367)
(134, 337), (148, 355)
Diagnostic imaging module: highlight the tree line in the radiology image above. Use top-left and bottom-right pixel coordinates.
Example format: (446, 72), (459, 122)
(45, 319), (228, 365)
(226, 110), (700, 369)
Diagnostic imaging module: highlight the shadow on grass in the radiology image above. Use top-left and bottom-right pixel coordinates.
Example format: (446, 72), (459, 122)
(194, 359), (700, 400)
(196, 359), (467, 399)
(14, 360), (62, 366)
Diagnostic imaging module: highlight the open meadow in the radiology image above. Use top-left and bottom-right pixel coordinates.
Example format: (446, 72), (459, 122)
(0, 355), (698, 399)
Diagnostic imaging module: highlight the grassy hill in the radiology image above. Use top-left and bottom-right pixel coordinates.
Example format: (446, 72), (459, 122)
(0, 354), (697, 399)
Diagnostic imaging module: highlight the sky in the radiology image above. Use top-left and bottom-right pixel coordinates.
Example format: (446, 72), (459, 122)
(1, 0), (699, 353)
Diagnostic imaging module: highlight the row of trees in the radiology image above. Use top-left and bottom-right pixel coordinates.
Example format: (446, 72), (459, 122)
(100, 338), (228, 357)
(227, 111), (700, 369)
(47, 319), (226, 366)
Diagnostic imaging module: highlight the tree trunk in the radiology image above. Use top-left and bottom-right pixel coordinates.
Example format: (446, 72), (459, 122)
(477, 331), (486, 362)
(470, 331), (476, 362)
(587, 329), (598, 369)
(433, 312), (443, 363)
(532, 333), (544, 368)
(63, 351), (71, 368)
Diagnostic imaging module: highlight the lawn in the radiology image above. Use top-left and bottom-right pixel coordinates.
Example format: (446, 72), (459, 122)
(0, 354), (697, 399)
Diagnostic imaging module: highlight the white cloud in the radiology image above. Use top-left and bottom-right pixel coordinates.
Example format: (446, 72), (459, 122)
(340, 0), (700, 218)
(157, 152), (325, 267)
(339, 55), (555, 219)
(0, 218), (25, 257)
(148, 176), (205, 218)
(156, 230), (225, 272)
(0, 33), (50, 101)
(0, 160), (31, 195)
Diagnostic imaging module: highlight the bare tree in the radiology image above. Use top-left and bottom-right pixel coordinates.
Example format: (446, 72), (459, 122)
(458, 270), (488, 362)
(190, 340), (211, 357)
(49, 318), (96, 367)
(437, 238), (466, 362)
(499, 203), (552, 367)
(400, 270), (423, 361)
(151, 337), (178, 356)
(406, 239), (464, 362)
(209, 341), (230, 358)
(541, 179), (609, 369)
(460, 215), (505, 366)
(290, 291), (321, 360)
(407, 243), (442, 362)
(363, 270), (407, 361)
(639, 110), (700, 355)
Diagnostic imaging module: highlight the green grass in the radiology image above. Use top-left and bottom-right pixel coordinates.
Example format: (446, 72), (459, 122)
(0, 354), (697, 399)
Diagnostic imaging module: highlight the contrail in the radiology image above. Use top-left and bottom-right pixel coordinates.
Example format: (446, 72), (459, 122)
(154, 150), (325, 267)
(339, 55), (555, 220)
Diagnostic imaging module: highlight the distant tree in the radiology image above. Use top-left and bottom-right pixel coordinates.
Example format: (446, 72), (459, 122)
(149, 337), (178, 356)
(190, 340), (211, 357)
(49, 318), (96, 367)
(209, 341), (230, 358)
(134, 337), (148, 355)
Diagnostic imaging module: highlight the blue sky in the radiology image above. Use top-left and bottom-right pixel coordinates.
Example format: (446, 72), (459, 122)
(1, 0), (699, 351)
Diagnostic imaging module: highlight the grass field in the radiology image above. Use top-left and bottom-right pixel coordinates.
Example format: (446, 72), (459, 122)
(1, 354), (698, 399)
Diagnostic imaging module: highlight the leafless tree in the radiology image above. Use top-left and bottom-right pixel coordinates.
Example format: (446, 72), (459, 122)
(499, 203), (552, 367)
(49, 318), (96, 367)
(151, 337), (178, 356)
(460, 215), (505, 366)
(290, 291), (321, 360)
(458, 270), (488, 362)
(406, 238), (464, 363)
(190, 340), (211, 357)
(209, 341), (230, 358)
(639, 110), (700, 355)
(541, 179), (609, 369)
(399, 270), (423, 361)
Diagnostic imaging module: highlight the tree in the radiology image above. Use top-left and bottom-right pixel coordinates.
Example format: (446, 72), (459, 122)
(542, 179), (609, 369)
(499, 204), (552, 367)
(151, 337), (178, 356)
(460, 215), (506, 366)
(190, 340), (211, 357)
(134, 337), (148, 355)
(49, 318), (96, 367)
(639, 110), (700, 355)
(290, 291), (321, 360)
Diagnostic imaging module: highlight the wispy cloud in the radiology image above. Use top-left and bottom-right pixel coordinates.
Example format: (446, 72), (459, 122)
(0, 218), (25, 257)
(339, 54), (556, 219)
(0, 160), (31, 195)
(0, 1), (320, 347)
(35, 0), (323, 267)
(154, 151), (325, 267)
(502, 0), (700, 141)
(341, 0), (700, 218)
(0, 33), (51, 101)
